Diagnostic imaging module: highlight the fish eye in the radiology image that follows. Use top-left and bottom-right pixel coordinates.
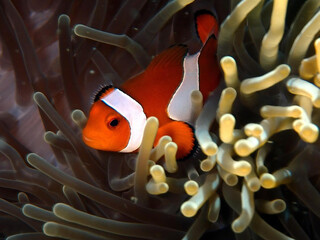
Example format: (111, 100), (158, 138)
(108, 118), (119, 128)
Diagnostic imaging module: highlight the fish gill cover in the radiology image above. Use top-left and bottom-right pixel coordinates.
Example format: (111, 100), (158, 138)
(0, 0), (320, 239)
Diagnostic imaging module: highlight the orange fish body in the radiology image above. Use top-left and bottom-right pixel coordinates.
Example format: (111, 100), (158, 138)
(82, 12), (220, 159)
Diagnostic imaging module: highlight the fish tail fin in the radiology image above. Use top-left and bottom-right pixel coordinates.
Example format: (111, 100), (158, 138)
(195, 11), (219, 44)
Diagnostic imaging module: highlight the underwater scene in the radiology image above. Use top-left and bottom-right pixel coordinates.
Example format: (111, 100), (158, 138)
(0, 0), (320, 239)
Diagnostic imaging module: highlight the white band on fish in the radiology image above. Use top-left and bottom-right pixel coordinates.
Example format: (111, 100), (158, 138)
(101, 88), (147, 152)
(167, 52), (200, 123)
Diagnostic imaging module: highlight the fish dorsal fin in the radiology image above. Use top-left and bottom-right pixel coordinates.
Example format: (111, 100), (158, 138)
(146, 45), (188, 73)
(120, 45), (188, 125)
(94, 85), (114, 102)
(195, 11), (219, 44)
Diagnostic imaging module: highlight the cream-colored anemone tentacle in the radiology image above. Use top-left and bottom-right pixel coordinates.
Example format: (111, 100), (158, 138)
(181, 202), (211, 240)
(285, 0), (320, 55)
(207, 194), (220, 223)
(23, 204), (114, 239)
(222, 183), (294, 239)
(255, 144), (271, 176)
(134, 0), (195, 45)
(195, 82), (225, 156)
(247, 0), (265, 51)
(26, 153), (190, 230)
(260, 100), (319, 143)
(164, 142), (178, 173)
(239, 64), (291, 110)
(146, 165), (168, 195)
(240, 64), (291, 95)
(243, 157), (261, 192)
(260, 169), (292, 189)
(219, 114), (236, 144)
(149, 136), (172, 162)
(313, 38), (320, 86)
(216, 87), (237, 120)
(287, 10), (320, 73)
(220, 56), (240, 89)
(33, 92), (103, 187)
(44, 131), (74, 153)
(231, 181), (254, 233)
(217, 0), (262, 58)
(299, 55), (317, 80)
(217, 164), (238, 186)
(184, 180), (199, 196)
(52, 203), (181, 239)
(260, 105), (303, 119)
(150, 165), (166, 183)
(200, 155), (217, 172)
(255, 199), (286, 214)
(233, 20), (264, 76)
(17, 192), (30, 204)
(146, 180), (169, 195)
(259, 0), (288, 70)
(42, 221), (118, 240)
(217, 143), (252, 177)
(190, 90), (203, 125)
(234, 117), (293, 157)
(180, 173), (219, 218)
(134, 117), (159, 205)
(73, 24), (151, 68)
(71, 110), (87, 130)
(286, 78), (320, 108)
(244, 123), (263, 138)
(62, 186), (86, 211)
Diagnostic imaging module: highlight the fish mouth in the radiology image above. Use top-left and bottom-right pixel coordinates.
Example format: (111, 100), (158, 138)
(82, 135), (99, 148)
(82, 135), (93, 142)
(82, 135), (94, 143)
(82, 135), (107, 151)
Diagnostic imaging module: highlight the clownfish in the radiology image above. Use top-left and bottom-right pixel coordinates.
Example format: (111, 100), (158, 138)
(82, 12), (220, 160)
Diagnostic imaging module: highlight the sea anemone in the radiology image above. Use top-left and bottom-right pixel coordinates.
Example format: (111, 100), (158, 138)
(1, 0), (320, 239)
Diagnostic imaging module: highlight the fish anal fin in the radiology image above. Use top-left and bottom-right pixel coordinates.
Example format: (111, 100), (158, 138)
(155, 121), (195, 160)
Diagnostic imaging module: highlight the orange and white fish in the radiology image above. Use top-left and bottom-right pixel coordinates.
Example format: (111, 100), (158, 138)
(82, 12), (220, 160)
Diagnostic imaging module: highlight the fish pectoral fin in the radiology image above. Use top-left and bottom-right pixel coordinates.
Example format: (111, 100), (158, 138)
(156, 121), (196, 160)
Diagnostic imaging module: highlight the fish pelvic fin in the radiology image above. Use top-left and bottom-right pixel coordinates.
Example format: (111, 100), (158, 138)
(155, 121), (197, 160)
